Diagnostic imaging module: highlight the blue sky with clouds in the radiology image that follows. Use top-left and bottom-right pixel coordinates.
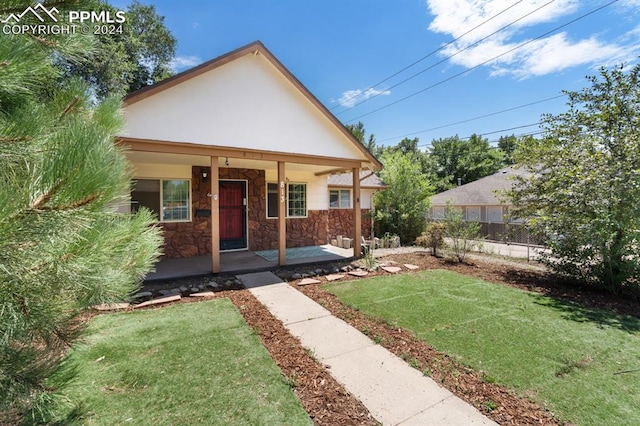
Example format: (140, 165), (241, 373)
(113, 0), (640, 148)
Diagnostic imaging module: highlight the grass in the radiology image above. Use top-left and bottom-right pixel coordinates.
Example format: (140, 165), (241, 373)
(325, 269), (640, 425)
(52, 299), (311, 425)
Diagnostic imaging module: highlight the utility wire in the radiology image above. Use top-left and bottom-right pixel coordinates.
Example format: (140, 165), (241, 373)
(377, 94), (565, 143)
(330, 0), (526, 112)
(337, 0), (556, 114)
(417, 122), (542, 148)
(345, 0), (619, 124)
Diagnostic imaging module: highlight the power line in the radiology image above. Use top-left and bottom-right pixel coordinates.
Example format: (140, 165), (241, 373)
(417, 122), (542, 148)
(377, 94), (565, 143)
(331, 0), (527, 112)
(345, 0), (619, 124)
(336, 0), (556, 114)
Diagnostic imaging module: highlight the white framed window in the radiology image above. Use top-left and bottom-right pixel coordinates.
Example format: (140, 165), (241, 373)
(466, 206), (481, 221)
(432, 206), (445, 219)
(487, 206), (503, 223)
(266, 182), (307, 218)
(131, 179), (191, 223)
(329, 189), (351, 208)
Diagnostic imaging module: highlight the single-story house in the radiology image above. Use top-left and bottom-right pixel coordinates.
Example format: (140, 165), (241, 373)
(429, 166), (532, 242)
(116, 41), (382, 272)
(327, 171), (387, 241)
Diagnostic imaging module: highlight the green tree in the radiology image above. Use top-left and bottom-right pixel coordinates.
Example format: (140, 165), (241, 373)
(0, 1), (162, 421)
(443, 203), (482, 263)
(346, 121), (382, 158)
(430, 134), (504, 192)
(509, 64), (640, 296)
(498, 134), (517, 165)
(59, 0), (177, 99)
(374, 150), (433, 244)
(498, 134), (537, 165)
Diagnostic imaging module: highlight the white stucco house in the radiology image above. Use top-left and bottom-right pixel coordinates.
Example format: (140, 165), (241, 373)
(117, 41), (382, 272)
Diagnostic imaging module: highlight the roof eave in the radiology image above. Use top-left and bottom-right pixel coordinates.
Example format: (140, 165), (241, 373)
(124, 40), (382, 171)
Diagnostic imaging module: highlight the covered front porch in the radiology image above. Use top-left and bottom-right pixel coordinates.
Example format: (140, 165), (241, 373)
(145, 244), (354, 281)
(120, 41), (383, 275)
(122, 142), (367, 274)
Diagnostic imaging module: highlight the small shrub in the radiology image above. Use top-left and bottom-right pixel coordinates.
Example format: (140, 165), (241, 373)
(362, 246), (377, 270)
(417, 222), (446, 256)
(444, 203), (483, 263)
(483, 400), (498, 412)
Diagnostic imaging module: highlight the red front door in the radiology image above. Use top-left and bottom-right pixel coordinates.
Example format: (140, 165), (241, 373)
(219, 181), (247, 250)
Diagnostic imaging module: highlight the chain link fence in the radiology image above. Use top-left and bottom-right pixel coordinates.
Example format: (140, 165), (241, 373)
(480, 222), (543, 245)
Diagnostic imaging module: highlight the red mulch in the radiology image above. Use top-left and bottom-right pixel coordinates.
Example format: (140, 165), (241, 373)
(289, 251), (639, 424)
(103, 250), (640, 425)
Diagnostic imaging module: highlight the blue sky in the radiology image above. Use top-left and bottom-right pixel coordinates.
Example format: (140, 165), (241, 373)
(114, 0), (640, 149)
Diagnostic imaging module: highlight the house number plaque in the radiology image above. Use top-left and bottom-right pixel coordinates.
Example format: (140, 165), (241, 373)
(280, 181), (285, 203)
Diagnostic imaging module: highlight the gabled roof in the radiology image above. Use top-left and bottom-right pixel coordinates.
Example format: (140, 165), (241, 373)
(430, 166), (531, 206)
(124, 41), (382, 170)
(327, 171), (387, 189)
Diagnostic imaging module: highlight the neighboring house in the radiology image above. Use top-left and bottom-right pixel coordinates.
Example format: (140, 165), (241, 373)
(429, 166), (533, 243)
(327, 171), (387, 240)
(117, 41), (382, 272)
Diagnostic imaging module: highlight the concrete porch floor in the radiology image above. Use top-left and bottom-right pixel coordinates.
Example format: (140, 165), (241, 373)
(144, 244), (354, 281)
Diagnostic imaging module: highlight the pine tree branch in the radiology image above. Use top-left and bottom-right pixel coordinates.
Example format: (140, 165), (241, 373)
(37, 193), (99, 211)
(60, 96), (80, 119)
(0, 1), (82, 15)
(30, 180), (63, 209)
(28, 33), (57, 48)
(0, 136), (30, 143)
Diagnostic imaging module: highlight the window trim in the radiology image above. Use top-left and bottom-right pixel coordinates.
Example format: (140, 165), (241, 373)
(329, 189), (351, 209)
(486, 206), (503, 223)
(432, 206), (445, 220)
(132, 178), (192, 223)
(266, 181), (308, 219)
(161, 179), (192, 223)
(466, 206), (481, 222)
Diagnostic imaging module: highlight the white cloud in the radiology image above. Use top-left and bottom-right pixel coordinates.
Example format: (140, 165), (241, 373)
(426, 0), (639, 78)
(338, 87), (391, 108)
(170, 55), (202, 72)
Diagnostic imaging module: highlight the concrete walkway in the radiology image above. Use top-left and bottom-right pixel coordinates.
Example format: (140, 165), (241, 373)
(237, 271), (497, 426)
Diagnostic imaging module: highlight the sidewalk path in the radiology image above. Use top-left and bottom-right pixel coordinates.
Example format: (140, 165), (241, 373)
(238, 271), (497, 426)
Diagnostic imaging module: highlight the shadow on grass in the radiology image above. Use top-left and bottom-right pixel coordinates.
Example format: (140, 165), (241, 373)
(502, 268), (640, 320)
(528, 292), (640, 333)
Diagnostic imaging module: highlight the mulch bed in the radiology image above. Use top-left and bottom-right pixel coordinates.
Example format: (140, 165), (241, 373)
(289, 251), (639, 425)
(131, 250), (640, 425)
(226, 291), (378, 425)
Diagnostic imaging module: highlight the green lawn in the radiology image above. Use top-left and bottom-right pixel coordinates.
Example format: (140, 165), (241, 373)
(326, 270), (640, 425)
(53, 299), (311, 425)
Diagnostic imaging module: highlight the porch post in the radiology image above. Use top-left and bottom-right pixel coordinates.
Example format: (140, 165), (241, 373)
(353, 167), (361, 257)
(210, 156), (220, 273)
(278, 161), (286, 265)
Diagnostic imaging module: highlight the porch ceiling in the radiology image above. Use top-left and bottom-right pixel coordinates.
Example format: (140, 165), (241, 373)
(125, 151), (339, 174)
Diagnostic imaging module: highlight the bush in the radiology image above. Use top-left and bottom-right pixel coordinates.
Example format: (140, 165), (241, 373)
(417, 222), (446, 256)
(444, 204), (482, 263)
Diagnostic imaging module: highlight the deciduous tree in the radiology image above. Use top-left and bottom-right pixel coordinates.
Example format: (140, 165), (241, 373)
(509, 64), (640, 296)
(373, 150), (433, 244)
(430, 134), (504, 192)
(59, 0), (177, 99)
